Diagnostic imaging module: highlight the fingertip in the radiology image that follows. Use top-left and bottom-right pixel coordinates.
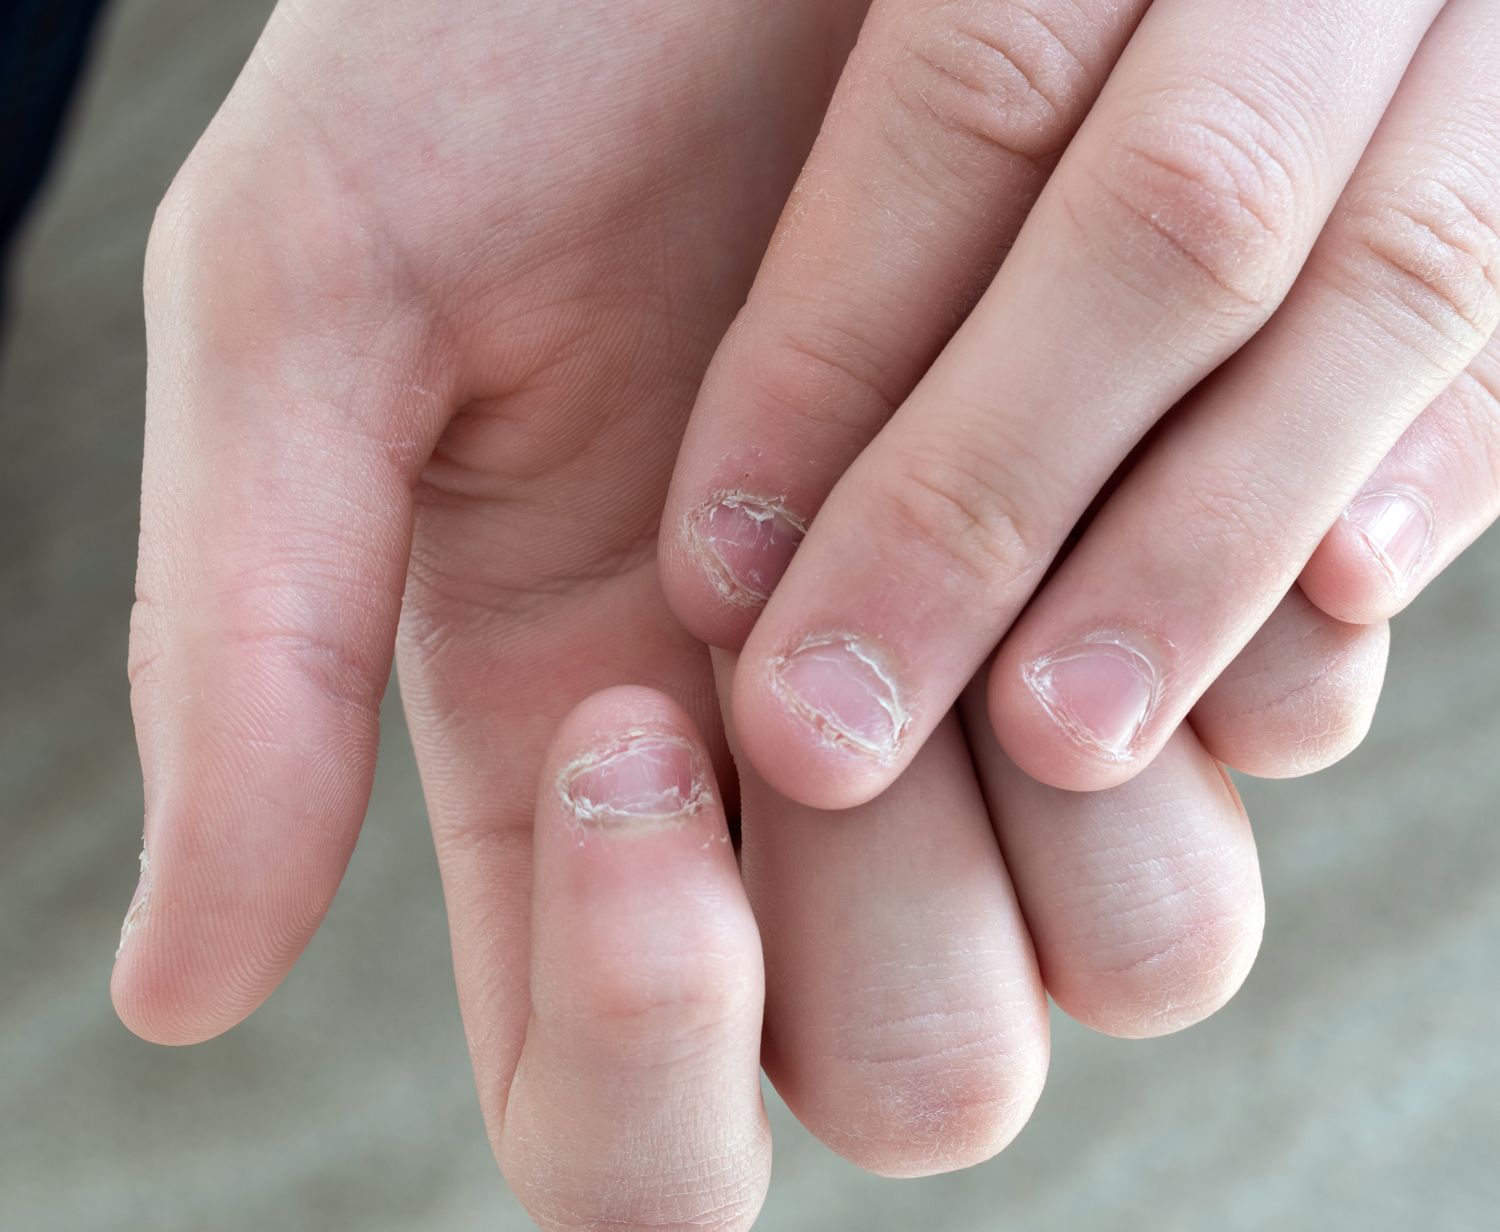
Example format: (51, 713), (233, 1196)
(659, 478), (812, 653)
(110, 909), (289, 1046)
(1300, 516), (1415, 626)
(545, 684), (705, 767)
(108, 813), (339, 1045)
(1195, 612), (1389, 780)
(1049, 888), (1264, 1040)
(729, 649), (900, 811)
(656, 515), (765, 654)
(507, 686), (768, 1232)
(782, 1032), (1049, 1179)
(987, 650), (1155, 794)
(111, 953), (244, 1047)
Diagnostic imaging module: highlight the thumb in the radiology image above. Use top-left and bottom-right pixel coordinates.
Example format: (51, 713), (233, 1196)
(112, 172), (451, 1044)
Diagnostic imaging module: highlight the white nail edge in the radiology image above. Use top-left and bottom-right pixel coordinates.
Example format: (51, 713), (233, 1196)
(557, 730), (712, 830)
(769, 632), (910, 762)
(687, 490), (806, 606)
(1022, 634), (1161, 761)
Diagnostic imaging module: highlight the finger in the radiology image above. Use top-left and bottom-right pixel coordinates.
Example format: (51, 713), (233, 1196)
(111, 170), (450, 1043)
(498, 688), (769, 1232)
(965, 687), (1263, 1040)
(1301, 335), (1500, 624)
(660, 0), (1150, 647)
(992, 0), (1499, 790)
(731, 0), (1441, 809)
(1191, 587), (1389, 780)
(713, 651), (1047, 1179)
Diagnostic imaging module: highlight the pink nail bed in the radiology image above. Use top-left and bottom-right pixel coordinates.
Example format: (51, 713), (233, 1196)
(1345, 489), (1433, 587)
(689, 491), (806, 605)
(770, 634), (909, 761)
(559, 732), (709, 827)
(1024, 636), (1160, 760)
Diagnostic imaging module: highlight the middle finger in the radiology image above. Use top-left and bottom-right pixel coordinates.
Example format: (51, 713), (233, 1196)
(731, 0), (1442, 809)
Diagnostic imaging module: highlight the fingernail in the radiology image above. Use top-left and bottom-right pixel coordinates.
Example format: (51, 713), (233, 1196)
(1024, 636), (1160, 760)
(1345, 489), (1432, 586)
(688, 491), (806, 605)
(559, 732), (710, 827)
(770, 634), (909, 761)
(115, 846), (151, 958)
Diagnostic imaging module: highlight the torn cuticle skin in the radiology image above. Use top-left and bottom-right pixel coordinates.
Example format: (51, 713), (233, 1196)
(558, 729), (713, 831)
(768, 633), (911, 763)
(116, 844), (151, 958)
(687, 490), (806, 607)
(1023, 633), (1163, 762)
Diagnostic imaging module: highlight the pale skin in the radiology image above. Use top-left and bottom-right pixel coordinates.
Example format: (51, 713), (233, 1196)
(662, 0), (1500, 806)
(111, 2), (1493, 1229)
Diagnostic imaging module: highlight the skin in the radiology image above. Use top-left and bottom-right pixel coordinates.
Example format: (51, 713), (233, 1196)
(107, 0), (1459, 1225)
(661, 0), (1500, 807)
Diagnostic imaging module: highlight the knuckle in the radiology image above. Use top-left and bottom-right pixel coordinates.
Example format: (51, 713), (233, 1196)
(224, 622), (388, 718)
(1330, 175), (1500, 361)
(1173, 460), (1301, 579)
(144, 146), (401, 348)
(1078, 75), (1307, 312)
(746, 316), (905, 451)
(568, 936), (758, 1049)
(881, 440), (1048, 600)
(215, 550), (398, 716)
(888, 0), (1092, 169)
(1445, 356), (1500, 496)
(126, 591), (167, 695)
(143, 172), (209, 305)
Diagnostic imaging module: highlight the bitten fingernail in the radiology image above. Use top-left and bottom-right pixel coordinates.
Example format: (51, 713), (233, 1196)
(770, 634), (909, 761)
(688, 491), (805, 605)
(559, 732), (710, 828)
(1024, 635), (1160, 760)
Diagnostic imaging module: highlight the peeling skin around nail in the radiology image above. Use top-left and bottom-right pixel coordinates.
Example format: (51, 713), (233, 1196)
(770, 634), (911, 761)
(116, 845), (151, 958)
(1023, 635), (1162, 762)
(558, 730), (712, 831)
(688, 490), (806, 606)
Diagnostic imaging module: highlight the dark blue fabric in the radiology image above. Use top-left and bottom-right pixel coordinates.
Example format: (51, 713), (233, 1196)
(1, 0), (111, 271)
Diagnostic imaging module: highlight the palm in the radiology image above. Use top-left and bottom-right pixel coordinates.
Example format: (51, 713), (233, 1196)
(226, 0), (860, 1140)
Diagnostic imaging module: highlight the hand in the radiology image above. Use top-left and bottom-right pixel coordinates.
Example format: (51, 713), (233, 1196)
(112, 2), (1394, 1225)
(660, 0), (1500, 807)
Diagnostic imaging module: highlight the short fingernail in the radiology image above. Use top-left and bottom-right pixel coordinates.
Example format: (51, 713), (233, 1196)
(1345, 489), (1432, 586)
(559, 732), (710, 827)
(770, 634), (909, 761)
(115, 846), (151, 958)
(1024, 636), (1160, 759)
(688, 491), (806, 605)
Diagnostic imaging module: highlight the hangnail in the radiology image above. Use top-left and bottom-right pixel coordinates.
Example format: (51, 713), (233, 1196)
(1024, 636), (1160, 759)
(116, 846), (151, 958)
(770, 635), (908, 760)
(689, 492), (806, 605)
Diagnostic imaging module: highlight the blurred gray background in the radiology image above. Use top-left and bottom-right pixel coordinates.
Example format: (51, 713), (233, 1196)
(2, 1), (1496, 1228)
